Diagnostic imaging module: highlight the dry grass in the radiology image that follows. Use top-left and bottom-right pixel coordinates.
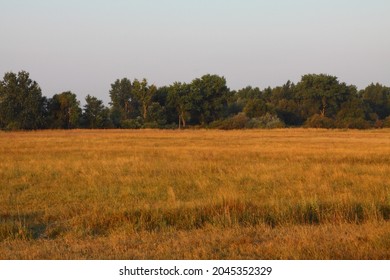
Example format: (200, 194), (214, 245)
(0, 129), (389, 259)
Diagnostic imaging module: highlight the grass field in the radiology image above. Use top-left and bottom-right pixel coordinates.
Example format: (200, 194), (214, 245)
(0, 129), (389, 259)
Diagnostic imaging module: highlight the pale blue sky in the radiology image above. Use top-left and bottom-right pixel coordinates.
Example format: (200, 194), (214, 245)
(1, 0), (389, 104)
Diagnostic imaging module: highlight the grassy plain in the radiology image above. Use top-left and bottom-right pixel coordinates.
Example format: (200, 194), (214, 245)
(0, 129), (389, 259)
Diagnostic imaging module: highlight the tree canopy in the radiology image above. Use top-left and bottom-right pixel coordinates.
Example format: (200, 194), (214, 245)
(1, 71), (389, 130)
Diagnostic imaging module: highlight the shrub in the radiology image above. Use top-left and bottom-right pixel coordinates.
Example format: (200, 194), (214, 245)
(304, 114), (334, 128)
(335, 117), (371, 129)
(121, 118), (143, 129)
(247, 113), (285, 129)
(210, 113), (249, 130)
(143, 122), (159, 129)
(383, 116), (390, 128)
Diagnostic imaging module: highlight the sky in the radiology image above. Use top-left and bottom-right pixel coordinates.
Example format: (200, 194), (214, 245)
(1, 0), (389, 104)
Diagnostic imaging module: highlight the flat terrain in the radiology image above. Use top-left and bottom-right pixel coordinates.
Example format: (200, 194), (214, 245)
(0, 129), (389, 259)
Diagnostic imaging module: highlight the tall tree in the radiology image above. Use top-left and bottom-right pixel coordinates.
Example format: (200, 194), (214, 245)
(109, 78), (135, 124)
(190, 74), (230, 125)
(168, 82), (193, 128)
(0, 71), (46, 130)
(132, 78), (157, 121)
(48, 91), (81, 129)
(83, 95), (111, 128)
(360, 83), (390, 120)
(295, 74), (354, 120)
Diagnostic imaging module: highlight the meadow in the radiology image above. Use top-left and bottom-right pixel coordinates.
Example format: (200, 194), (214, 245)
(0, 129), (389, 259)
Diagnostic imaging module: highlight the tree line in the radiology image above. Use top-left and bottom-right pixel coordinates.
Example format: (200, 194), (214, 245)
(0, 70), (389, 130)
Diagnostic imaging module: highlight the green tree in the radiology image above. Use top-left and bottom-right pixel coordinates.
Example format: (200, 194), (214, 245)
(167, 82), (193, 128)
(335, 97), (370, 129)
(109, 78), (137, 125)
(243, 99), (268, 118)
(132, 78), (157, 121)
(48, 91), (81, 129)
(295, 74), (354, 121)
(269, 82), (303, 125)
(83, 95), (111, 128)
(0, 71), (46, 130)
(360, 83), (390, 120)
(190, 74), (230, 125)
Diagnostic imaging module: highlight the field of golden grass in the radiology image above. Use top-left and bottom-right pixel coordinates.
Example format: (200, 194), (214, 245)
(0, 129), (389, 259)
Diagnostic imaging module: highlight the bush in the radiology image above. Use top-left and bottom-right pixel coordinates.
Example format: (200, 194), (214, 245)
(335, 117), (371, 129)
(209, 113), (249, 130)
(144, 122), (159, 129)
(304, 114), (334, 128)
(247, 113), (285, 129)
(121, 118), (143, 129)
(5, 122), (21, 131)
(383, 116), (390, 128)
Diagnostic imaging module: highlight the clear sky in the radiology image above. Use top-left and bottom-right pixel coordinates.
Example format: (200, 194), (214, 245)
(1, 0), (389, 104)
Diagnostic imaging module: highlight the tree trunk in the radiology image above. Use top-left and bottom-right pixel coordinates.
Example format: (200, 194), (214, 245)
(320, 98), (327, 117)
(143, 104), (147, 120)
(181, 112), (186, 128)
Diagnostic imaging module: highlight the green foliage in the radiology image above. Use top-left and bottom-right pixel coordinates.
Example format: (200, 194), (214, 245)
(82, 95), (111, 128)
(361, 83), (390, 120)
(383, 116), (390, 128)
(304, 114), (335, 128)
(121, 117), (143, 129)
(336, 117), (371, 129)
(109, 78), (137, 123)
(1, 70), (390, 130)
(190, 74), (231, 125)
(132, 78), (157, 121)
(295, 74), (354, 120)
(246, 113), (285, 129)
(167, 82), (193, 128)
(147, 102), (167, 126)
(243, 99), (268, 118)
(0, 71), (47, 130)
(210, 113), (249, 130)
(47, 91), (81, 129)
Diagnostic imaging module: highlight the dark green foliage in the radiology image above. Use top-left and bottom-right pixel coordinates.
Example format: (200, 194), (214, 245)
(190, 74), (231, 125)
(1, 70), (390, 130)
(305, 114), (335, 128)
(246, 113), (285, 129)
(132, 78), (157, 121)
(147, 102), (167, 126)
(82, 95), (111, 128)
(0, 71), (47, 130)
(295, 74), (355, 121)
(121, 118), (143, 129)
(167, 82), (193, 128)
(209, 113), (249, 130)
(361, 83), (390, 120)
(383, 116), (390, 128)
(109, 78), (138, 123)
(47, 91), (81, 129)
(243, 99), (268, 118)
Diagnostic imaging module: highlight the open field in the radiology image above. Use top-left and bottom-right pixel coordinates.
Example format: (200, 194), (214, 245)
(0, 129), (389, 259)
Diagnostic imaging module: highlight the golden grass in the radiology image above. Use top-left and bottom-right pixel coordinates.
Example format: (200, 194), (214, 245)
(0, 129), (389, 259)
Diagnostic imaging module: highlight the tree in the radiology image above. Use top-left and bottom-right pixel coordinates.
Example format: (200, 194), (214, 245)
(109, 78), (136, 125)
(243, 99), (268, 118)
(82, 95), (111, 128)
(294, 74), (355, 121)
(167, 82), (193, 128)
(270, 81), (303, 125)
(48, 91), (81, 129)
(335, 97), (370, 129)
(190, 74), (230, 125)
(360, 83), (390, 120)
(132, 78), (157, 121)
(0, 71), (46, 130)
